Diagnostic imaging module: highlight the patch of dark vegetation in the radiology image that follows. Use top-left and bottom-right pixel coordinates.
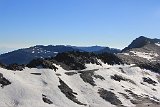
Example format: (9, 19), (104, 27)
(42, 94), (53, 104)
(138, 62), (160, 74)
(30, 73), (41, 75)
(125, 89), (160, 105)
(0, 62), (6, 69)
(46, 51), (124, 70)
(0, 73), (11, 88)
(143, 77), (157, 86)
(118, 92), (130, 99)
(94, 75), (105, 80)
(111, 74), (136, 85)
(58, 78), (87, 106)
(98, 53), (124, 65)
(53, 51), (101, 70)
(98, 88), (122, 106)
(6, 63), (25, 71)
(1, 51), (124, 71)
(65, 72), (77, 76)
(27, 58), (58, 71)
(78, 69), (99, 86)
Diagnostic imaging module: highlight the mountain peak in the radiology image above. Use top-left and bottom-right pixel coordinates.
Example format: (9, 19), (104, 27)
(122, 36), (160, 52)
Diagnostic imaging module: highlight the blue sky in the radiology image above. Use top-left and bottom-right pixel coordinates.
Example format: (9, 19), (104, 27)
(0, 0), (160, 53)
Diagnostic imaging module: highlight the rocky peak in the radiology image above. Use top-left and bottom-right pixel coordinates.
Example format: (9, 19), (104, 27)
(122, 36), (160, 52)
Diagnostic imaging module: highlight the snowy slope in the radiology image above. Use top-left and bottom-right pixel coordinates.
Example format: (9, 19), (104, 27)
(121, 51), (159, 61)
(0, 62), (160, 107)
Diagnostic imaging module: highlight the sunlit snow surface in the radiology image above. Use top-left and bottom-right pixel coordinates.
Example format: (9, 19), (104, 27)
(155, 43), (160, 46)
(0, 63), (160, 107)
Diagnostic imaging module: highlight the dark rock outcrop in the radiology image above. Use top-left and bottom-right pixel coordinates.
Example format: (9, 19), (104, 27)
(143, 77), (157, 86)
(111, 74), (136, 85)
(78, 69), (99, 86)
(0, 73), (11, 88)
(125, 89), (160, 104)
(98, 88), (122, 106)
(42, 94), (53, 104)
(58, 78), (86, 106)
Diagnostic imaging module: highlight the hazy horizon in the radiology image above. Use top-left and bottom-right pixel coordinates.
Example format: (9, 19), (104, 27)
(1, 0), (160, 53)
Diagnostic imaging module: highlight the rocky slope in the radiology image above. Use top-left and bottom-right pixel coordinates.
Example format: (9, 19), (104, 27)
(118, 36), (160, 73)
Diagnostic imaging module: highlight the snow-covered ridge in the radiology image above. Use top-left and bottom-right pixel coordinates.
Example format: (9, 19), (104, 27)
(0, 63), (160, 107)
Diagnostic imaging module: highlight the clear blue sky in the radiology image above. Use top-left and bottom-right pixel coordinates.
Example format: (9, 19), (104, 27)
(0, 0), (160, 53)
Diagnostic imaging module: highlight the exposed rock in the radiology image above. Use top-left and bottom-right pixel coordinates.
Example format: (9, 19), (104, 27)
(79, 69), (99, 86)
(94, 75), (105, 80)
(111, 74), (136, 85)
(30, 73), (41, 75)
(98, 88), (122, 106)
(0, 73), (11, 88)
(125, 89), (160, 105)
(58, 78), (86, 106)
(42, 94), (53, 104)
(143, 77), (157, 86)
(65, 72), (77, 76)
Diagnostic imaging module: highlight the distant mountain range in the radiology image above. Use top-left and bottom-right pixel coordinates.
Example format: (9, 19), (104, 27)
(0, 45), (120, 65)
(0, 36), (160, 107)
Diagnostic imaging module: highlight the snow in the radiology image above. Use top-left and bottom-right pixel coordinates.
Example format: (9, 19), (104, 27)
(54, 52), (58, 54)
(123, 53), (130, 56)
(155, 43), (160, 46)
(130, 51), (159, 60)
(0, 63), (160, 107)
